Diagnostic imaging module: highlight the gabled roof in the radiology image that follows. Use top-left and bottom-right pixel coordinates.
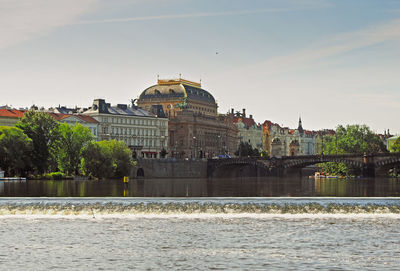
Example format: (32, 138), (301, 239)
(0, 109), (25, 118)
(233, 116), (256, 129)
(48, 113), (98, 123)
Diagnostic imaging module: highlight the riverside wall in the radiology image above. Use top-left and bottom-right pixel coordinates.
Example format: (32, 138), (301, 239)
(132, 159), (208, 178)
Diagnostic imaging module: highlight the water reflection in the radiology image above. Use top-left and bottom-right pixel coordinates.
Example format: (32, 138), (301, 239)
(1, 177), (400, 197)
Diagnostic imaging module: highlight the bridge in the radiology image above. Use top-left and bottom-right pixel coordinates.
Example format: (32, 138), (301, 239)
(207, 153), (400, 178)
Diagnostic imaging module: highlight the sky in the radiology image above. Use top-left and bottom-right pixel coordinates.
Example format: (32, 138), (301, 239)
(1, 0), (399, 134)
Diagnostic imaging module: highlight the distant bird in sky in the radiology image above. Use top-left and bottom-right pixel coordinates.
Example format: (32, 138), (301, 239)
(216, 51), (219, 54)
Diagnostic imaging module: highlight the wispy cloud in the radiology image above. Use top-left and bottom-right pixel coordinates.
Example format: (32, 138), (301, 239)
(0, 0), (97, 50)
(238, 18), (400, 76)
(73, 8), (298, 25)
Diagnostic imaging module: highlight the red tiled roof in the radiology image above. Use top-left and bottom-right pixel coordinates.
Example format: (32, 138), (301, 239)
(75, 115), (98, 124)
(233, 117), (256, 129)
(0, 109), (25, 118)
(48, 113), (98, 123)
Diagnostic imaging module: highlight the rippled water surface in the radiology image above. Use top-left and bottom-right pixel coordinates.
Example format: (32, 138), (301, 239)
(1, 213), (399, 270)
(1, 176), (400, 270)
(0, 198), (399, 270)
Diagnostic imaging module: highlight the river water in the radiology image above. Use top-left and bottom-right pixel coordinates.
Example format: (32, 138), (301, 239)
(1, 178), (399, 270)
(1, 177), (400, 197)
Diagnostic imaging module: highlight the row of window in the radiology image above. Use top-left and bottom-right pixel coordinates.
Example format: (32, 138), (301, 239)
(188, 105), (216, 114)
(120, 138), (166, 148)
(100, 116), (166, 126)
(102, 126), (167, 137)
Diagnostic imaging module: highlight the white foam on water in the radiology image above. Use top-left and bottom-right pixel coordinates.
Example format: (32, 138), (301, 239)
(1, 211), (399, 220)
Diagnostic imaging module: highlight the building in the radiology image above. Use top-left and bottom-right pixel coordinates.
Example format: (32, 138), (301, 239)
(168, 110), (238, 158)
(137, 77), (218, 119)
(387, 135), (400, 152)
(83, 99), (168, 158)
(263, 118), (319, 157)
(232, 109), (264, 153)
(0, 109), (25, 127)
(47, 113), (99, 139)
(137, 78), (238, 158)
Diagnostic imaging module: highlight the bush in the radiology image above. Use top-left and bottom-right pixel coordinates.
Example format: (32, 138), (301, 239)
(44, 172), (65, 180)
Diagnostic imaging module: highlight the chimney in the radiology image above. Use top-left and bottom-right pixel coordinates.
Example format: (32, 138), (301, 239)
(250, 114), (253, 119)
(117, 104), (127, 110)
(242, 108), (246, 118)
(93, 99), (107, 113)
(231, 108), (234, 115)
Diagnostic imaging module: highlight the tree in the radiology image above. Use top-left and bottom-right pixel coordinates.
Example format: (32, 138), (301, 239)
(389, 137), (400, 153)
(321, 124), (387, 176)
(160, 148), (167, 158)
(81, 141), (113, 179)
(99, 140), (133, 178)
(81, 140), (133, 179)
(55, 123), (94, 175)
(16, 110), (59, 174)
(235, 142), (260, 157)
(0, 126), (32, 176)
(324, 124), (386, 155)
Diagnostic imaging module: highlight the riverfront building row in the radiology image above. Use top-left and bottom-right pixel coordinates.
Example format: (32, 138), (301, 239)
(1, 76), (396, 158)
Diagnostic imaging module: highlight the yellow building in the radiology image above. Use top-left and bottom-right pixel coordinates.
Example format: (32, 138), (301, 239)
(137, 78), (218, 119)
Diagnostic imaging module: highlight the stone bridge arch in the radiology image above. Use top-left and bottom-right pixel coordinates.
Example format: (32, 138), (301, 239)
(373, 154), (400, 176)
(281, 155), (364, 170)
(279, 155), (364, 176)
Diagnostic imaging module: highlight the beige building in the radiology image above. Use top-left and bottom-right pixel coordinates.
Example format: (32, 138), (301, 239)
(138, 78), (238, 158)
(83, 99), (168, 158)
(232, 109), (264, 153)
(137, 78), (218, 119)
(47, 113), (99, 140)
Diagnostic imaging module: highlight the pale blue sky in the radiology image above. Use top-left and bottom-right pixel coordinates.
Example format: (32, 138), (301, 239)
(1, 0), (399, 133)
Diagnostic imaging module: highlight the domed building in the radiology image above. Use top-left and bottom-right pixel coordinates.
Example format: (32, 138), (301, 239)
(137, 78), (238, 158)
(138, 78), (218, 119)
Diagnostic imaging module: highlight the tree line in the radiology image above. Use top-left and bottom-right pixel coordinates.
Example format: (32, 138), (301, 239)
(0, 110), (133, 179)
(320, 124), (390, 176)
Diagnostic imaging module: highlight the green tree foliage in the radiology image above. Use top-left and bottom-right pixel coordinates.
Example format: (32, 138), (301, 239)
(81, 141), (113, 179)
(81, 140), (133, 179)
(323, 124), (386, 155)
(389, 137), (400, 153)
(99, 140), (133, 178)
(54, 123), (94, 175)
(16, 110), (59, 174)
(235, 142), (260, 157)
(0, 126), (32, 176)
(321, 124), (387, 176)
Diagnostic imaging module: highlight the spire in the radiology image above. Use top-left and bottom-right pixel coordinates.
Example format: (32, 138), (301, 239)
(298, 116), (304, 134)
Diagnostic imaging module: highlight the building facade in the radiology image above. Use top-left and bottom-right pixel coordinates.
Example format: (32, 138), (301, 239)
(264, 118), (318, 157)
(232, 109), (264, 153)
(137, 78), (238, 158)
(48, 113), (99, 140)
(137, 78), (218, 119)
(83, 99), (168, 158)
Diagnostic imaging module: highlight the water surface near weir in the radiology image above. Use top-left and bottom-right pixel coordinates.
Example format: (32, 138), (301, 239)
(1, 178), (400, 270)
(1, 177), (400, 197)
(0, 198), (399, 270)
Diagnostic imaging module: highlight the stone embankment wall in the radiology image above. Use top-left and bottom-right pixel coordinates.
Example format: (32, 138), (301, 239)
(132, 159), (208, 178)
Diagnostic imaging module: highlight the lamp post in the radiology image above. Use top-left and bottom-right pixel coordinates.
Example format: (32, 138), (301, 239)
(160, 135), (165, 158)
(192, 136), (196, 159)
(238, 135), (243, 158)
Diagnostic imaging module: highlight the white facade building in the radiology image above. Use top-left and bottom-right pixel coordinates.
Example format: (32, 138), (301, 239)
(83, 99), (168, 158)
